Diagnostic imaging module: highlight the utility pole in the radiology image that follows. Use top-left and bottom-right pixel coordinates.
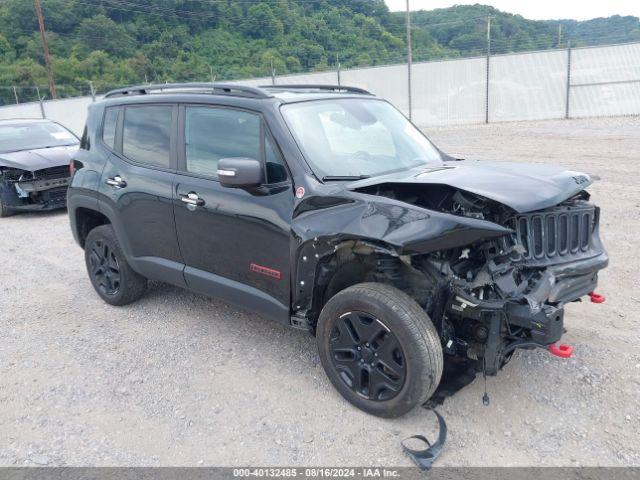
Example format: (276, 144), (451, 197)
(406, 0), (413, 120)
(33, 0), (57, 99)
(485, 15), (492, 124)
(336, 53), (341, 86)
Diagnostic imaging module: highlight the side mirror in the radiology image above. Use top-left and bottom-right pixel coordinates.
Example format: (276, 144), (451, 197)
(217, 158), (264, 188)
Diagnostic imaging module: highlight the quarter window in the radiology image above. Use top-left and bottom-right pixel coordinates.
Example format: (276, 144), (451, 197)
(80, 126), (90, 150)
(185, 106), (260, 179)
(265, 134), (287, 183)
(102, 107), (118, 149)
(122, 106), (172, 168)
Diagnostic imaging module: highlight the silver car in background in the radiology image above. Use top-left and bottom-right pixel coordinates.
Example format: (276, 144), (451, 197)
(0, 119), (79, 217)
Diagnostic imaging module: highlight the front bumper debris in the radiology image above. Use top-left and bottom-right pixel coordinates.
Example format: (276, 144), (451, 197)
(401, 409), (447, 471)
(1, 177), (69, 212)
(445, 251), (608, 375)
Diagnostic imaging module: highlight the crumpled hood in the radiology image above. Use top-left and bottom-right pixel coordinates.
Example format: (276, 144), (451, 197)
(349, 160), (593, 213)
(0, 145), (78, 172)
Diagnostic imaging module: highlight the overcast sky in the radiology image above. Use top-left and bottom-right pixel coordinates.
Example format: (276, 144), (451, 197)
(384, 0), (640, 21)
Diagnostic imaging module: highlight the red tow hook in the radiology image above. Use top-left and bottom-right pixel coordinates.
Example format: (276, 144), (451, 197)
(589, 292), (606, 303)
(548, 343), (573, 358)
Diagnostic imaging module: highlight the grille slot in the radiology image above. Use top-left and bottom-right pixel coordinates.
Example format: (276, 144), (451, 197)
(34, 165), (70, 180)
(513, 204), (596, 263)
(44, 186), (67, 203)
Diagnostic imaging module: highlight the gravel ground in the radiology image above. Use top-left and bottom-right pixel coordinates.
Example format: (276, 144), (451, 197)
(1, 116), (639, 467)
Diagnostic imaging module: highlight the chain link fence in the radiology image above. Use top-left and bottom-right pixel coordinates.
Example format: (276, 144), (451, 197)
(1, 40), (639, 135)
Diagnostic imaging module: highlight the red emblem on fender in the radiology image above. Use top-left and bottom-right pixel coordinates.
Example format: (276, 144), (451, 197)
(250, 263), (282, 280)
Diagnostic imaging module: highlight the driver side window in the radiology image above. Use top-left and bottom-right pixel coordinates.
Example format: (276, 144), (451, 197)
(184, 106), (288, 183)
(185, 107), (260, 179)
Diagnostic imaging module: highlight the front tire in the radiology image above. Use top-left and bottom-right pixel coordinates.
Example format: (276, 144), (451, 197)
(0, 198), (14, 217)
(84, 224), (147, 306)
(317, 283), (443, 418)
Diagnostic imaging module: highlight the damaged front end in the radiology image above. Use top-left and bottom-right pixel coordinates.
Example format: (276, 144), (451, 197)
(294, 178), (607, 382)
(413, 190), (608, 376)
(0, 165), (70, 212)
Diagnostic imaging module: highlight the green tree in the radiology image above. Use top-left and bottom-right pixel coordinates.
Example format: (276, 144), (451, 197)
(77, 15), (134, 57)
(0, 0), (636, 95)
(244, 4), (284, 40)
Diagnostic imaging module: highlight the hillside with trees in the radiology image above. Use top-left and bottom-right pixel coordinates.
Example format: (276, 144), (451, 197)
(0, 0), (638, 104)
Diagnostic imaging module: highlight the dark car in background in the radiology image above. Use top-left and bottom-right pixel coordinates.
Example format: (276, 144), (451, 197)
(0, 118), (79, 217)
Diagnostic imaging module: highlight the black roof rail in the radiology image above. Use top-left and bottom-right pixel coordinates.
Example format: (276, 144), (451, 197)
(261, 84), (373, 95)
(104, 83), (271, 99)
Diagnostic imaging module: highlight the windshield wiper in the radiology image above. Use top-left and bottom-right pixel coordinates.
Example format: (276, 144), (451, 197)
(322, 175), (370, 181)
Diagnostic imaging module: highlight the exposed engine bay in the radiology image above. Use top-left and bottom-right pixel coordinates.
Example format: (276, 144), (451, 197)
(296, 184), (608, 379)
(0, 165), (70, 212)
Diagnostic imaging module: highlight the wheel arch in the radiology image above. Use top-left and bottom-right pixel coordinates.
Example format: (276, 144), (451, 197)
(293, 237), (411, 325)
(74, 207), (111, 249)
(68, 193), (134, 263)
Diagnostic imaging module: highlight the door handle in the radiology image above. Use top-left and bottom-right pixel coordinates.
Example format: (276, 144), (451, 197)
(105, 175), (127, 189)
(180, 191), (205, 207)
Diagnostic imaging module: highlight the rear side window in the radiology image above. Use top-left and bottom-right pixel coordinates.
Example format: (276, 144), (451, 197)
(102, 107), (118, 149)
(185, 106), (260, 178)
(122, 106), (172, 168)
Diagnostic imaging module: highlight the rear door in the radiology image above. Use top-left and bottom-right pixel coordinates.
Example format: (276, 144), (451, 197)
(98, 103), (185, 286)
(173, 104), (293, 318)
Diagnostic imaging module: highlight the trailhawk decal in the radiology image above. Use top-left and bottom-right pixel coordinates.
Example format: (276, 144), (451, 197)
(250, 263), (282, 280)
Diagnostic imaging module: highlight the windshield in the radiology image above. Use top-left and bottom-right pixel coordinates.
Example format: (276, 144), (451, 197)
(0, 121), (78, 153)
(281, 98), (443, 179)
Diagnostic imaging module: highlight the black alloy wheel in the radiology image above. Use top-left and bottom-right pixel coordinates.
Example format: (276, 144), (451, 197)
(330, 311), (406, 401)
(317, 283), (443, 418)
(88, 239), (121, 296)
(84, 225), (146, 306)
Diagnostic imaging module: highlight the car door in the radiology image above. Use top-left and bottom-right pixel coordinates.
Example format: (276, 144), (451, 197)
(98, 103), (186, 287)
(173, 104), (293, 321)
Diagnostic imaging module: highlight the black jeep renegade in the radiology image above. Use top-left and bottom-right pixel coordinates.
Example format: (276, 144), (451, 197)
(68, 83), (607, 417)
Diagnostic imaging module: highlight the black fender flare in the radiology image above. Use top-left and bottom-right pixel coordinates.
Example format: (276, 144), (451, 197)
(67, 190), (100, 247)
(290, 196), (512, 319)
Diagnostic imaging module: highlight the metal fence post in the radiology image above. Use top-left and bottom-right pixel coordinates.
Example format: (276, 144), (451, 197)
(406, 0), (413, 120)
(89, 81), (96, 101)
(36, 86), (46, 118)
(565, 41), (572, 119)
(270, 60), (276, 86)
(485, 15), (492, 124)
(13, 86), (19, 104)
(336, 54), (341, 86)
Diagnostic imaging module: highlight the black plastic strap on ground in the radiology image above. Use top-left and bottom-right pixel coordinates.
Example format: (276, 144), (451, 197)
(401, 409), (447, 471)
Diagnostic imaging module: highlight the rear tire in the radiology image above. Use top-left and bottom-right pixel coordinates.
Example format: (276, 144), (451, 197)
(84, 224), (147, 306)
(316, 282), (443, 418)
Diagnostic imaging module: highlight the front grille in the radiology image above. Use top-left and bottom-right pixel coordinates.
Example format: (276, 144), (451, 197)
(46, 186), (68, 202)
(511, 202), (598, 264)
(34, 165), (70, 180)
(1, 169), (22, 181)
